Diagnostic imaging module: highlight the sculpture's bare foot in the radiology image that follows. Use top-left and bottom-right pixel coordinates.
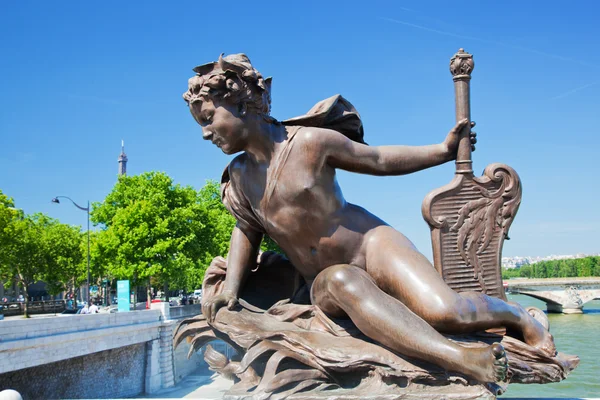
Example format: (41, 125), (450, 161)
(523, 318), (556, 357)
(465, 343), (508, 383)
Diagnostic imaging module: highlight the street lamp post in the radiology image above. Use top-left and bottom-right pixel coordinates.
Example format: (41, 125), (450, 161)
(51, 196), (90, 304)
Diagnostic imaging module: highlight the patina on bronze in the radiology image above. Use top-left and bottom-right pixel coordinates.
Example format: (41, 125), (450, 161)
(175, 50), (579, 399)
(423, 49), (519, 300)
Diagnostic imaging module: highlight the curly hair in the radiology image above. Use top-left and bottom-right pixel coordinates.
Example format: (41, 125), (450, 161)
(183, 53), (272, 116)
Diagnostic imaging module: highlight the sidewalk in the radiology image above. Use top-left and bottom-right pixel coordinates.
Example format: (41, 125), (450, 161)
(1, 312), (64, 321)
(137, 372), (232, 399)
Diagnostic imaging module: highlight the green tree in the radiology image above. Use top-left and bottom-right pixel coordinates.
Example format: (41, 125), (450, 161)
(88, 230), (112, 302)
(557, 260), (569, 278)
(0, 191), (18, 301)
(519, 264), (532, 278)
(42, 221), (85, 297)
(501, 267), (520, 280)
(0, 191), (18, 266)
(0, 191), (15, 228)
(527, 256), (599, 279)
(91, 172), (215, 298)
(90, 174), (284, 298)
(592, 257), (600, 276)
(1, 213), (56, 317)
(534, 261), (548, 278)
(2, 190), (85, 315)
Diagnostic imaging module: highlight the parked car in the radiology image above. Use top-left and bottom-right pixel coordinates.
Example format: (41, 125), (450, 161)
(192, 289), (202, 301)
(60, 304), (84, 315)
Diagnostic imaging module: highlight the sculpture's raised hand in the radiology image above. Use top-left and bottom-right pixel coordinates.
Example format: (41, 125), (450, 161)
(443, 119), (477, 159)
(202, 289), (238, 323)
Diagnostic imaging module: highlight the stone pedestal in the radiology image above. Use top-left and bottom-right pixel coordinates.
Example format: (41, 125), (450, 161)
(222, 381), (498, 400)
(151, 301), (170, 320)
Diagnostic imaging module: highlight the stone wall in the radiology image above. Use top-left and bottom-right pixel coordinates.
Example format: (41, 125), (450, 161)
(0, 343), (146, 399)
(161, 303), (237, 383)
(168, 303), (201, 320)
(0, 310), (175, 398)
(0, 311), (161, 374)
(173, 335), (209, 381)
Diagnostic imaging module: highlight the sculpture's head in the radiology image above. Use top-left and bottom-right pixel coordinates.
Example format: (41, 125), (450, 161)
(183, 54), (273, 154)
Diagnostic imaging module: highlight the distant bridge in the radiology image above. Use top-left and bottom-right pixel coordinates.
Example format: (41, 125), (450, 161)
(505, 277), (600, 313)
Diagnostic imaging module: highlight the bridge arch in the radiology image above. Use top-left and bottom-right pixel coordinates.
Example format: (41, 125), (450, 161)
(506, 278), (600, 314)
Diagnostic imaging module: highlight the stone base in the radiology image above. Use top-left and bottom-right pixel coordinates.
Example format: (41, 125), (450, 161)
(225, 392), (494, 400)
(562, 308), (583, 314)
(223, 378), (499, 400)
(546, 303), (583, 314)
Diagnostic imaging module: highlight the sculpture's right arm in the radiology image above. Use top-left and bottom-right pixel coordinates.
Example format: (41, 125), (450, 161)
(203, 223), (263, 322)
(310, 119), (470, 176)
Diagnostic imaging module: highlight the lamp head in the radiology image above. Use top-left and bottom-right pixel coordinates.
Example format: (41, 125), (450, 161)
(51, 198), (60, 204)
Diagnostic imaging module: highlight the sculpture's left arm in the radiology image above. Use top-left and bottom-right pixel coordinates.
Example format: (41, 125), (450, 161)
(320, 119), (473, 176)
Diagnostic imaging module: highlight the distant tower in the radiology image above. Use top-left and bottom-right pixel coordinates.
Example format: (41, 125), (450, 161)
(118, 140), (128, 176)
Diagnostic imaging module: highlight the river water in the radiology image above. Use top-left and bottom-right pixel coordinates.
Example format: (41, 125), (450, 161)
(499, 294), (600, 398)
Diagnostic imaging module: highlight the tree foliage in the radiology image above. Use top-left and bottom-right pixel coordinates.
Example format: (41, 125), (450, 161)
(502, 256), (600, 280)
(0, 207), (83, 316)
(0, 172), (284, 305)
(42, 220), (85, 295)
(0, 191), (18, 267)
(91, 172), (227, 292)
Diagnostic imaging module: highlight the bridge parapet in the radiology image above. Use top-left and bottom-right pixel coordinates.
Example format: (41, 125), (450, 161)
(506, 277), (600, 288)
(0, 309), (177, 398)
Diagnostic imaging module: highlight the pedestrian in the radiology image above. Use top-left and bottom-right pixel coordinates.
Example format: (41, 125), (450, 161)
(80, 303), (89, 314)
(88, 301), (99, 314)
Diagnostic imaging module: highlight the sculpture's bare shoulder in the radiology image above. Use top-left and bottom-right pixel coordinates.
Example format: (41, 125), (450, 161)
(228, 153), (248, 177)
(288, 126), (354, 171)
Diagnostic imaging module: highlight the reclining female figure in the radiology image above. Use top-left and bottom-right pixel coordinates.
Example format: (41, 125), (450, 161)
(184, 54), (555, 384)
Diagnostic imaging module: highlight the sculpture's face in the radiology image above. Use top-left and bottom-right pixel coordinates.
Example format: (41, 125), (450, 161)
(190, 98), (247, 155)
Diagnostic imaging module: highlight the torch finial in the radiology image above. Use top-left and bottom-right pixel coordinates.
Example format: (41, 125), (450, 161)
(450, 48), (474, 81)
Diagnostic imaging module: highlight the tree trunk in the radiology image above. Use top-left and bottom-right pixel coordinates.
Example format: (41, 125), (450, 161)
(17, 270), (29, 318)
(106, 282), (111, 306)
(21, 282), (29, 318)
(23, 295), (29, 318)
(133, 272), (138, 306)
(146, 277), (152, 309)
(164, 282), (169, 302)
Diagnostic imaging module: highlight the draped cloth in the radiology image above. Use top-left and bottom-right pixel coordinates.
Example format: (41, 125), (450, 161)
(281, 94), (365, 144)
(220, 95), (364, 233)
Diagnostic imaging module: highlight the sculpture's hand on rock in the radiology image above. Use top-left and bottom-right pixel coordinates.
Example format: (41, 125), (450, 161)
(444, 119), (477, 159)
(202, 290), (238, 323)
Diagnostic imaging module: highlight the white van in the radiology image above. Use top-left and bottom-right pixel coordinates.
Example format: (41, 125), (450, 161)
(193, 289), (202, 301)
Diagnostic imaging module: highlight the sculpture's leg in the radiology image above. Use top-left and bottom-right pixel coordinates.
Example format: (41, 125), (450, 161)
(365, 226), (556, 357)
(311, 264), (507, 383)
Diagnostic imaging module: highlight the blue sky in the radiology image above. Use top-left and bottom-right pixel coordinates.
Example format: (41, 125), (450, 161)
(1, 1), (598, 260)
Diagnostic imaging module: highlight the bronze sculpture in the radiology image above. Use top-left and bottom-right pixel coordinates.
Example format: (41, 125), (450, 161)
(175, 50), (578, 399)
